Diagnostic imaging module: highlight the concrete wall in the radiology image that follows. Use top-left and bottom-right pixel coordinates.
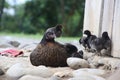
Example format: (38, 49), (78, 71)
(83, 0), (120, 57)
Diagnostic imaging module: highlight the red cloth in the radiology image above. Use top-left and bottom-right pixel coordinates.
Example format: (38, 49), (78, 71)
(0, 49), (23, 57)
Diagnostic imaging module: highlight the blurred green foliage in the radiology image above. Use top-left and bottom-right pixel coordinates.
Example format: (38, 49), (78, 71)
(0, 0), (85, 37)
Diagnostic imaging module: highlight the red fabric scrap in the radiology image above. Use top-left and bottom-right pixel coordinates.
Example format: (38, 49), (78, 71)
(0, 49), (23, 57)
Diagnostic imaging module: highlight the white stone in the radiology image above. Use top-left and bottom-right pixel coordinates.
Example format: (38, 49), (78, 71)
(107, 69), (120, 80)
(24, 65), (53, 78)
(74, 68), (106, 76)
(6, 63), (53, 80)
(6, 63), (26, 80)
(71, 69), (106, 80)
(68, 77), (95, 80)
(50, 75), (62, 80)
(85, 55), (120, 70)
(67, 57), (89, 69)
(0, 56), (29, 70)
(98, 57), (120, 70)
(19, 75), (47, 80)
(51, 70), (73, 80)
(68, 75), (106, 80)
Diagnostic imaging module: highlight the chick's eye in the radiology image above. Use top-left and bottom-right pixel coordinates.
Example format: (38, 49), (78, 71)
(51, 32), (54, 35)
(58, 31), (61, 33)
(48, 32), (54, 35)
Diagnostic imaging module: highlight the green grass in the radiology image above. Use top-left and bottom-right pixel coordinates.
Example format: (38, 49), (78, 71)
(0, 32), (42, 39)
(0, 32), (80, 42)
(56, 37), (80, 42)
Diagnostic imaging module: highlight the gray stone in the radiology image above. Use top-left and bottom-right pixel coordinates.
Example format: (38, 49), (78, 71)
(8, 41), (20, 47)
(0, 36), (15, 48)
(0, 43), (14, 48)
(19, 43), (37, 52)
(0, 68), (4, 75)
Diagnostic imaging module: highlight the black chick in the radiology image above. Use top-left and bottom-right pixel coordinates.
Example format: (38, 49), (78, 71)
(64, 43), (78, 54)
(64, 43), (83, 58)
(30, 24), (71, 67)
(79, 36), (88, 50)
(45, 24), (62, 38)
(71, 50), (83, 58)
(83, 30), (97, 51)
(90, 32), (111, 56)
(101, 32), (111, 56)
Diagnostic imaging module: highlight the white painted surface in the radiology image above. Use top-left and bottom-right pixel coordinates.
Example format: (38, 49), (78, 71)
(84, 0), (120, 57)
(112, 0), (120, 57)
(83, 0), (103, 36)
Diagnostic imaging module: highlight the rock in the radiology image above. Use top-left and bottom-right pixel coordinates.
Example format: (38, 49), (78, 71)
(53, 71), (73, 78)
(8, 41), (20, 47)
(68, 77), (95, 80)
(0, 75), (6, 80)
(19, 43), (37, 57)
(19, 75), (47, 80)
(98, 57), (120, 70)
(6, 63), (53, 80)
(68, 75), (106, 80)
(73, 70), (96, 77)
(19, 43), (37, 52)
(50, 75), (62, 80)
(0, 36), (15, 48)
(72, 69), (106, 80)
(51, 70), (73, 80)
(73, 68), (106, 76)
(67, 57), (89, 69)
(87, 56), (102, 68)
(0, 56), (29, 70)
(83, 50), (95, 60)
(6, 63), (26, 80)
(0, 68), (4, 75)
(87, 55), (120, 70)
(86, 69), (106, 76)
(25, 66), (54, 78)
(107, 69), (120, 80)
(0, 43), (14, 48)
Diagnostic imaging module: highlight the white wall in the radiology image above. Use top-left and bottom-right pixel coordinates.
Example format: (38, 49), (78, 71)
(84, 0), (120, 57)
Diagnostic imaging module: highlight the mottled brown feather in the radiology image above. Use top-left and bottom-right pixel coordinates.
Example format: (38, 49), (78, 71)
(30, 42), (70, 67)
